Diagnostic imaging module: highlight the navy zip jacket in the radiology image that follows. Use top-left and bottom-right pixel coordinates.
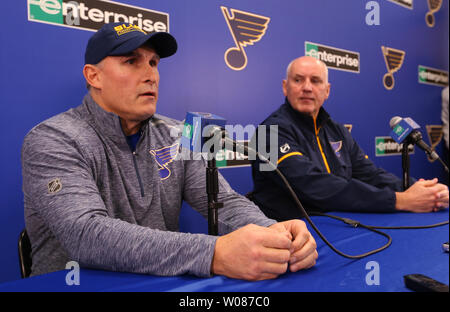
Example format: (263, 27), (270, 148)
(251, 100), (406, 221)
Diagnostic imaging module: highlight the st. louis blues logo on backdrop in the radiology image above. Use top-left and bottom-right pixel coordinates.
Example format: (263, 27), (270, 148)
(149, 143), (179, 180)
(426, 0), (443, 27)
(381, 46), (406, 90)
(425, 125), (443, 162)
(221, 6), (270, 71)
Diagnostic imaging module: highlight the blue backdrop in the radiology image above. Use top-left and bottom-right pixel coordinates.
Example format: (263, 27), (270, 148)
(0, 0), (448, 283)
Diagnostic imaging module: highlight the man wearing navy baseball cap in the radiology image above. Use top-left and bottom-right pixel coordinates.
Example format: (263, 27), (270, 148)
(84, 22), (177, 65)
(81, 22), (178, 136)
(21, 23), (317, 281)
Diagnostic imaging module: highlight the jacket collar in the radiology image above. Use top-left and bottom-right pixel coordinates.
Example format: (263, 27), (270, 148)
(284, 98), (330, 131)
(81, 93), (150, 144)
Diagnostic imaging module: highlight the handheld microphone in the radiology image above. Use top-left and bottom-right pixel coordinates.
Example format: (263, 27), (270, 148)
(389, 116), (439, 161)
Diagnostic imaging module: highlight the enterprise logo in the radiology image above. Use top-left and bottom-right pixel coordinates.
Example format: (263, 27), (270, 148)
(216, 141), (251, 168)
(305, 41), (360, 73)
(418, 65), (448, 87)
(28, 0), (169, 33)
(375, 137), (414, 156)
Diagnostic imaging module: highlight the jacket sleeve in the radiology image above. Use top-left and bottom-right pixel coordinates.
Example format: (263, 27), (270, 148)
(258, 122), (398, 213)
(342, 125), (408, 191)
(22, 125), (218, 277)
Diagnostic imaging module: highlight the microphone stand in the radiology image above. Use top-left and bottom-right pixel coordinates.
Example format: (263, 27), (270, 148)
(206, 146), (223, 236)
(402, 142), (411, 191)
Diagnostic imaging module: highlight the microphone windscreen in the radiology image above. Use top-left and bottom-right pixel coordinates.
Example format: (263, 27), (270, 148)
(389, 116), (402, 129)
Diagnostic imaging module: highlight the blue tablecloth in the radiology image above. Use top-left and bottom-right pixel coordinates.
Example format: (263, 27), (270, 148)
(1, 210), (448, 292)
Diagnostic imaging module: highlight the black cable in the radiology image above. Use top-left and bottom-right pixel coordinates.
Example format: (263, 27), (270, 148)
(230, 140), (449, 260)
(270, 162), (450, 258)
(310, 211), (449, 230)
(270, 162), (392, 259)
(229, 140), (392, 259)
(363, 221), (448, 230)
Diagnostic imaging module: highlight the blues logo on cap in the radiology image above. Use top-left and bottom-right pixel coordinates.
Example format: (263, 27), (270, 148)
(84, 22), (177, 64)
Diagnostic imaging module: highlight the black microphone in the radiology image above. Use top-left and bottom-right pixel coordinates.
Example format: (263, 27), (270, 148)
(390, 116), (448, 172)
(389, 116), (439, 161)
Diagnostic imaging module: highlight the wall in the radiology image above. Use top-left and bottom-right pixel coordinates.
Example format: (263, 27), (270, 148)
(0, 0), (447, 283)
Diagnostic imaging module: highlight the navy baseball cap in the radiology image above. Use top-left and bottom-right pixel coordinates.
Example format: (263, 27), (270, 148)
(84, 22), (177, 64)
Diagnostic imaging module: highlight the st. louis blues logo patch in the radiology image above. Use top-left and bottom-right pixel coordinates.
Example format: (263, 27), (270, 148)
(149, 143), (179, 180)
(330, 141), (343, 157)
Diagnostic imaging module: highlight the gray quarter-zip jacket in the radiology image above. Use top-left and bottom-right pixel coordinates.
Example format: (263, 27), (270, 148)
(21, 93), (275, 277)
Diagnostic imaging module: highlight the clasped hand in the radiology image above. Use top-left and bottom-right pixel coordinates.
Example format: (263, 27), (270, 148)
(396, 178), (449, 212)
(212, 220), (318, 281)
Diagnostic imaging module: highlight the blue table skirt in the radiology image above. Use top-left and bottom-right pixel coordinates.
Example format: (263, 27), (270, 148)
(0, 210), (448, 292)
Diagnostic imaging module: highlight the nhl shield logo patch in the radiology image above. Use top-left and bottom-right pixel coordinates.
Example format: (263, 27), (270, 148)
(48, 178), (62, 194)
(280, 143), (290, 154)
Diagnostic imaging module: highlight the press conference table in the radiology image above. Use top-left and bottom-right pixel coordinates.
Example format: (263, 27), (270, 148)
(1, 211), (448, 292)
